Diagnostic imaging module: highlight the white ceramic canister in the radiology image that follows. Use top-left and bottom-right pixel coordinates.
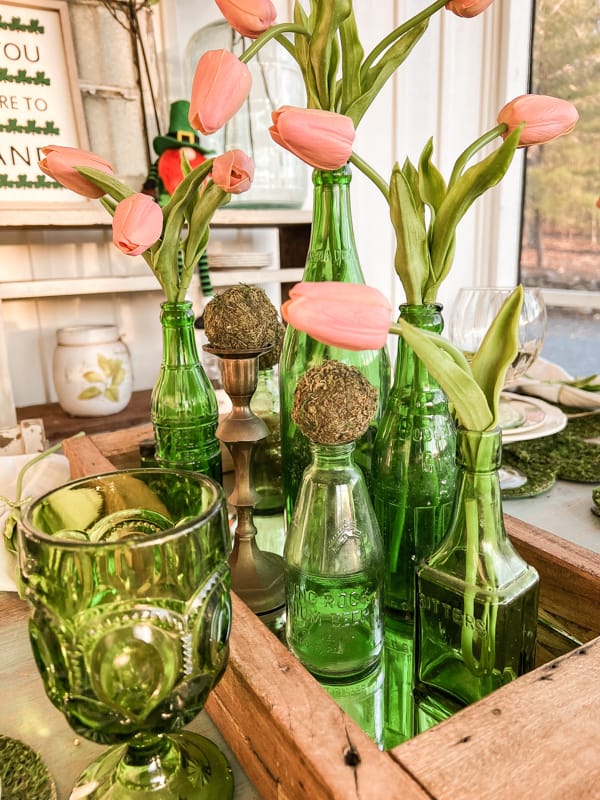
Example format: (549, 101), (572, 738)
(52, 325), (133, 417)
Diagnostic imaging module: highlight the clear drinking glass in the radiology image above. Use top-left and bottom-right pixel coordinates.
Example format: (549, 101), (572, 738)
(448, 287), (547, 489)
(18, 468), (233, 800)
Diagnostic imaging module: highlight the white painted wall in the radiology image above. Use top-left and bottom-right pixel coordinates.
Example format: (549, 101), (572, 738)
(0, 0), (533, 414)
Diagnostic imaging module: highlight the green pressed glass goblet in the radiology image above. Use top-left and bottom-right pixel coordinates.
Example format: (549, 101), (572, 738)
(18, 468), (233, 800)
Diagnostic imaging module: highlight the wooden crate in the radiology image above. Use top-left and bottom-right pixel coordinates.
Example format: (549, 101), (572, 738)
(62, 428), (600, 800)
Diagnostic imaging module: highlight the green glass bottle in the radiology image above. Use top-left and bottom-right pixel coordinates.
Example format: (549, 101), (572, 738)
(371, 304), (457, 618)
(279, 166), (390, 527)
(284, 441), (385, 682)
(322, 661), (384, 747)
(250, 366), (283, 515)
(151, 301), (222, 483)
(415, 428), (539, 728)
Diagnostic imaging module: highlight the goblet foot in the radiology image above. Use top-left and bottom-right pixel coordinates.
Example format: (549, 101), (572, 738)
(70, 732), (234, 799)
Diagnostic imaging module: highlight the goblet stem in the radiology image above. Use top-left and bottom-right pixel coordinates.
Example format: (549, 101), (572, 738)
(72, 732), (234, 799)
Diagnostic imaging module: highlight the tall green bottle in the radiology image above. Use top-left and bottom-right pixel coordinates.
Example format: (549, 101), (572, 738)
(371, 304), (457, 619)
(279, 166), (390, 527)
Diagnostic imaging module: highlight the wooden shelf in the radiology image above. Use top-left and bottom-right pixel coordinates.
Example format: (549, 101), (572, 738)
(16, 389), (152, 443)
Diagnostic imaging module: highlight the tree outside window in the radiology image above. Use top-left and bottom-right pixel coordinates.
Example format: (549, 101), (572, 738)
(520, 0), (599, 374)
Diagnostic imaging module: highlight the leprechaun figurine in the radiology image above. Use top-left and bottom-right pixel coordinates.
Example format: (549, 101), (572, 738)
(142, 99), (214, 298)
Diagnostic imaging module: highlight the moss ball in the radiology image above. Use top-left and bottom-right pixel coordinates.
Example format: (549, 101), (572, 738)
(204, 284), (280, 350)
(259, 320), (285, 370)
(292, 360), (378, 444)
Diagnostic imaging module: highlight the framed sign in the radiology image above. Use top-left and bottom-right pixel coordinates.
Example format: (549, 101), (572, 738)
(0, 0), (104, 225)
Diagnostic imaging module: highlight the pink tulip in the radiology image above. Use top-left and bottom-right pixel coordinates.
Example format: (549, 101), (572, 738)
(215, 0), (276, 38)
(112, 193), (163, 256)
(445, 0), (495, 18)
(212, 149), (255, 194)
(282, 282), (392, 351)
(497, 94), (579, 147)
(38, 145), (113, 199)
(189, 49), (252, 135)
(270, 107), (355, 170)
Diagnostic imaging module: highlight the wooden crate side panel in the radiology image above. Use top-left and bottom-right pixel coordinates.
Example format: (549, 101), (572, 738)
(207, 595), (428, 800)
(506, 514), (600, 643)
(395, 637), (600, 800)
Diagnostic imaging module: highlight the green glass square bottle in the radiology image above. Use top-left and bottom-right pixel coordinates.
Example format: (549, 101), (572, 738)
(415, 427), (539, 728)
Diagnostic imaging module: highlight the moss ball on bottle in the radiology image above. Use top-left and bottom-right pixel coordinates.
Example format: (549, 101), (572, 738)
(292, 360), (378, 445)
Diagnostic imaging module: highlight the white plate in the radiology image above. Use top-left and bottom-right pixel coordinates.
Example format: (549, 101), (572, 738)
(207, 251), (272, 269)
(502, 393), (567, 444)
(500, 394), (547, 435)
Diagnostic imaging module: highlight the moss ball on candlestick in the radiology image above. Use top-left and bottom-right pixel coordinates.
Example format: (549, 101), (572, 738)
(292, 360), (378, 445)
(204, 284), (280, 350)
(259, 320), (285, 370)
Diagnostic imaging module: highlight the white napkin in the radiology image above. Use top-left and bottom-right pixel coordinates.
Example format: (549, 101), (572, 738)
(515, 357), (600, 410)
(0, 453), (71, 592)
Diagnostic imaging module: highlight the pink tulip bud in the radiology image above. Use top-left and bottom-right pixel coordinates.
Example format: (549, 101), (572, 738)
(282, 282), (392, 351)
(270, 106), (355, 170)
(38, 145), (114, 199)
(189, 49), (252, 135)
(497, 94), (579, 147)
(215, 0), (276, 38)
(212, 149), (255, 194)
(112, 193), (163, 256)
(445, 0), (495, 18)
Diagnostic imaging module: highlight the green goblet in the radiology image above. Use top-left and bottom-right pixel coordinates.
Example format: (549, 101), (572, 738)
(18, 468), (234, 800)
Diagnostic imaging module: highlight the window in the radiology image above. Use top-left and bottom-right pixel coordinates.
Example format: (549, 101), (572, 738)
(520, 0), (600, 376)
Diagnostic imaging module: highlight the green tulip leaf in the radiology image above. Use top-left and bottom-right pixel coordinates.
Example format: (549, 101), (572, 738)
(77, 167), (134, 204)
(308, 0), (352, 109)
(471, 285), (523, 426)
(389, 163), (430, 306)
(429, 128), (520, 288)
(346, 21), (427, 125)
(338, 11), (364, 112)
(395, 319), (494, 431)
(418, 137), (447, 219)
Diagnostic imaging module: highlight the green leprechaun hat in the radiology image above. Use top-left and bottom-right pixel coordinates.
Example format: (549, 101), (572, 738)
(153, 99), (210, 156)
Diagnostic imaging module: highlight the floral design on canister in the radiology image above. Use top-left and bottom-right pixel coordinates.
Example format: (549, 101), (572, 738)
(53, 325), (133, 417)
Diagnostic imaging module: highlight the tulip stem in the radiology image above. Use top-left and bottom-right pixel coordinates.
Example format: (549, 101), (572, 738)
(239, 23), (308, 64)
(349, 151), (389, 201)
(448, 123), (507, 187)
(361, 0), (447, 74)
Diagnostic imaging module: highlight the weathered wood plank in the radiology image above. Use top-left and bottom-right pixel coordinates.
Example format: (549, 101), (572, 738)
(395, 637), (600, 800)
(506, 513), (600, 644)
(207, 594), (428, 800)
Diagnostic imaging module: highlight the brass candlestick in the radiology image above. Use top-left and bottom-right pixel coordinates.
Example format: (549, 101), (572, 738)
(205, 344), (285, 632)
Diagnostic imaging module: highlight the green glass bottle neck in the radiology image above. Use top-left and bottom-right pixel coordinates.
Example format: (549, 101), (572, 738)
(305, 165), (364, 283)
(310, 441), (356, 468)
(397, 303), (444, 332)
(452, 427), (507, 549)
(392, 303), (446, 395)
(159, 301), (200, 366)
(457, 428), (502, 473)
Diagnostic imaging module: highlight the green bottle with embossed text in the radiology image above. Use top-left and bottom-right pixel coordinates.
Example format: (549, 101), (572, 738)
(284, 441), (384, 681)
